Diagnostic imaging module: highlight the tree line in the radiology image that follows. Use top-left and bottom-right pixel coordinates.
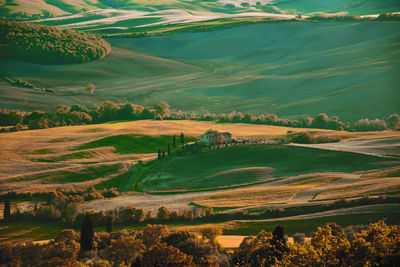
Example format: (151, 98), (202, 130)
(0, 20), (111, 64)
(3, 186), (400, 230)
(0, 100), (399, 132)
(0, 219), (398, 266)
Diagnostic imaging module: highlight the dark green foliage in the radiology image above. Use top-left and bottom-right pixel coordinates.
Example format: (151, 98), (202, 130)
(173, 135), (176, 148)
(273, 225), (285, 244)
(80, 215), (94, 251)
(376, 13), (400, 21)
(180, 132), (184, 144)
(0, 20), (111, 64)
(24, 111), (50, 129)
(106, 216), (113, 233)
(290, 132), (341, 144)
(308, 15), (362, 21)
(157, 149), (162, 160)
(0, 109), (23, 126)
(167, 143), (171, 155)
(3, 192), (10, 221)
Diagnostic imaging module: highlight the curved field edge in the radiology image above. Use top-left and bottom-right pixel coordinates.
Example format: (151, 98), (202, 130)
(139, 144), (398, 192)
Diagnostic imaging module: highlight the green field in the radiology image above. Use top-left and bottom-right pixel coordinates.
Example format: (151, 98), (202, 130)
(140, 144), (396, 192)
(1, 21), (399, 121)
(225, 209), (400, 236)
(28, 164), (121, 184)
(76, 134), (196, 154)
(0, 220), (64, 242)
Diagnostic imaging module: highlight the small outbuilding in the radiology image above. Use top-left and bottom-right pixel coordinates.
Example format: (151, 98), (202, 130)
(200, 129), (232, 146)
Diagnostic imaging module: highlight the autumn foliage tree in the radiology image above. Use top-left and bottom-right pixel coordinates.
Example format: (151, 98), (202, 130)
(102, 235), (144, 266)
(141, 242), (194, 267)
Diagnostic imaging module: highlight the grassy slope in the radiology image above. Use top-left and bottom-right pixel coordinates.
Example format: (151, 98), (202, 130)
(141, 144), (396, 191)
(1, 22), (399, 121)
(76, 134), (196, 154)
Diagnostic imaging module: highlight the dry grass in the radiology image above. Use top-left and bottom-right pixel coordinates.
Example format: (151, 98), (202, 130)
(314, 177), (400, 201)
(14, 0), (69, 16)
(359, 166), (400, 181)
(193, 185), (312, 207)
(1, 120), (398, 193)
(284, 175), (341, 186)
(318, 130), (400, 142)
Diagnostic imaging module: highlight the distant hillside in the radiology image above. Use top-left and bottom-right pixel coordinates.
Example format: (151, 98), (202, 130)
(1, 0), (399, 20)
(0, 22), (399, 120)
(0, 20), (111, 64)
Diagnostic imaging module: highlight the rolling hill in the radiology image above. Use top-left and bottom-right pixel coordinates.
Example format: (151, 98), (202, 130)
(140, 144), (398, 192)
(2, 0), (400, 19)
(0, 21), (399, 121)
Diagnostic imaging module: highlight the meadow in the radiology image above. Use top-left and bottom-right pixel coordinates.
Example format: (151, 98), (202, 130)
(1, 21), (399, 122)
(140, 144), (397, 192)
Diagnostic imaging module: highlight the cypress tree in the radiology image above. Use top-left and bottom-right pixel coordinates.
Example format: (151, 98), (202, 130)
(157, 149), (161, 160)
(173, 135), (176, 148)
(167, 142), (171, 155)
(162, 150), (165, 159)
(273, 225), (286, 244)
(80, 215), (94, 251)
(106, 216), (113, 233)
(3, 192), (10, 221)
(180, 132), (184, 144)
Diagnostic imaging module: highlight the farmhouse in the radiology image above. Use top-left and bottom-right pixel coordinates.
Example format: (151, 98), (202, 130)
(200, 130), (232, 146)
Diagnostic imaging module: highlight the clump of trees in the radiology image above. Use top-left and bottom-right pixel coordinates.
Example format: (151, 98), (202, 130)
(290, 132), (341, 144)
(0, 20), (111, 64)
(1, 220), (398, 266)
(3, 187), (119, 225)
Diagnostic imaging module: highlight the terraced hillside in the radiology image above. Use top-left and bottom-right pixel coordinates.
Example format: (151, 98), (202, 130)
(1, 21), (399, 121)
